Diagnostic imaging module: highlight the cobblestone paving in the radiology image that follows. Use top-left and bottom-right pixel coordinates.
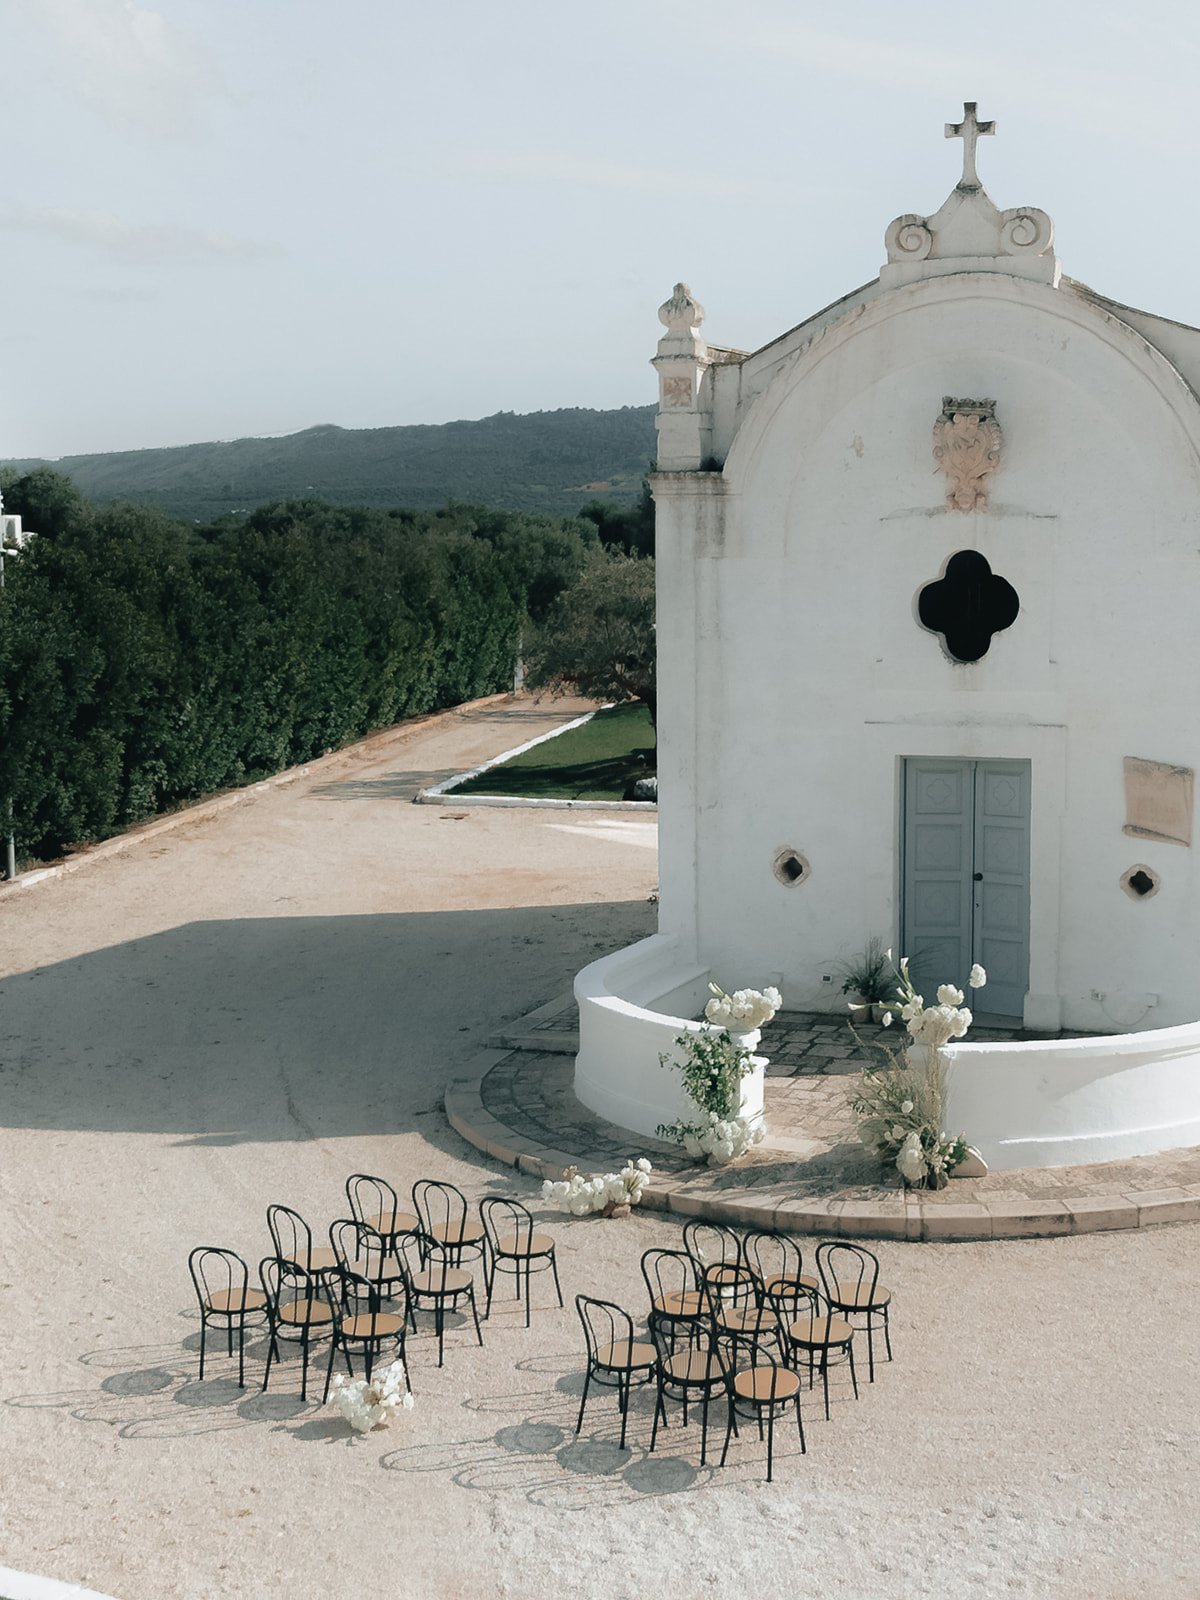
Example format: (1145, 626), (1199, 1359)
(477, 1008), (1200, 1215)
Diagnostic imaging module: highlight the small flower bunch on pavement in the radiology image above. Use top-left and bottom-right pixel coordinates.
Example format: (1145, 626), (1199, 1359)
(541, 1157), (652, 1216)
(679, 1110), (766, 1166)
(850, 954), (987, 1188)
(330, 1359), (414, 1434)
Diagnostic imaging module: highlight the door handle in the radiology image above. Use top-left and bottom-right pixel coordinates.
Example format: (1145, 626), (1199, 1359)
(973, 872), (983, 881)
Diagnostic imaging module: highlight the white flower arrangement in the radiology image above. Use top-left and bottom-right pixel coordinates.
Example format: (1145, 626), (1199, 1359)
(330, 1359), (414, 1434)
(850, 952), (986, 1188)
(704, 981), (782, 1034)
(541, 1157), (651, 1217)
(680, 1110), (766, 1166)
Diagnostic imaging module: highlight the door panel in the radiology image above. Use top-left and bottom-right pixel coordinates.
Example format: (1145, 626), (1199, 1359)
(901, 759), (1030, 1021)
(902, 763), (974, 1008)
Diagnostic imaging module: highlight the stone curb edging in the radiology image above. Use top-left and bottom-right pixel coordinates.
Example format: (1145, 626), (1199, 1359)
(0, 692), (516, 898)
(0, 1567), (119, 1600)
(445, 1058), (1200, 1242)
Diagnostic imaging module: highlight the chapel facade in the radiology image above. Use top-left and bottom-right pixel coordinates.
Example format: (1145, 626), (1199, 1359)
(648, 104), (1200, 1035)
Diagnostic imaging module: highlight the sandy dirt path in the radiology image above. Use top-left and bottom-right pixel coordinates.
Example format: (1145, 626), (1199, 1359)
(0, 695), (1197, 1600)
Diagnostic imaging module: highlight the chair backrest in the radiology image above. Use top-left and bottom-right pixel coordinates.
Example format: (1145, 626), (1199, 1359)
(330, 1217), (394, 1287)
(412, 1179), (467, 1244)
(335, 1267), (409, 1333)
(744, 1231), (814, 1310)
(697, 1258), (759, 1318)
(188, 1245), (248, 1312)
(816, 1241), (880, 1306)
(576, 1294), (636, 1365)
(682, 1220), (743, 1284)
(640, 1247), (700, 1319)
(346, 1173), (402, 1233)
(259, 1255), (325, 1331)
(479, 1196), (534, 1255)
(266, 1203), (312, 1269)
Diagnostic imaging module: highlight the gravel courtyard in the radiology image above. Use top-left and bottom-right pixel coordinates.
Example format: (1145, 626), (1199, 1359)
(0, 695), (1197, 1600)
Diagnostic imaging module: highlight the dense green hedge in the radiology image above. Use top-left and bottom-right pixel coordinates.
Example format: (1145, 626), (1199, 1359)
(0, 471), (595, 861)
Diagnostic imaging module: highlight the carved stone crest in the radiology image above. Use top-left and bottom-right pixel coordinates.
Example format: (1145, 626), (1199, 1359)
(932, 398), (1002, 512)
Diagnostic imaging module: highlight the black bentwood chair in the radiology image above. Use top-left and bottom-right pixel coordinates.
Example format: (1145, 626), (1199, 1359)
(322, 1269), (412, 1404)
(648, 1312), (729, 1467)
(641, 1247), (706, 1345)
(259, 1257), (335, 1401)
(575, 1295), (657, 1451)
(266, 1203), (339, 1284)
(188, 1246), (267, 1388)
(478, 1197), (563, 1326)
(412, 1179), (487, 1269)
(329, 1218), (410, 1322)
(345, 1173), (421, 1254)
(816, 1241), (893, 1382)
(719, 1349), (806, 1484)
(399, 1233), (484, 1368)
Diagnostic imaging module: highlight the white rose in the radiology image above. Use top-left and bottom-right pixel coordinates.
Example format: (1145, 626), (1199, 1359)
(969, 964), (987, 990)
(900, 1099), (914, 1115)
(937, 984), (965, 1007)
(896, 1132), (927, 1184)
(636, 1156), (652, 1173)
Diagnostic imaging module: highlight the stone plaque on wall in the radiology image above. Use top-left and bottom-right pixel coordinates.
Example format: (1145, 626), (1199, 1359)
(1123, 757), (1194, 847)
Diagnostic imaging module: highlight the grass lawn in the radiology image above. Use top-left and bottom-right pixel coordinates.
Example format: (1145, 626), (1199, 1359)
(455, 702), (656, 801)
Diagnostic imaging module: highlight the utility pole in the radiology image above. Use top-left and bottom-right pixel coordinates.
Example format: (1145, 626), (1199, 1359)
(1, 489), (16, 880)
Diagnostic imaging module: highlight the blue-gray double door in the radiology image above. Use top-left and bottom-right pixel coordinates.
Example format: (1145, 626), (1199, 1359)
(901, 759), (1030, 1021)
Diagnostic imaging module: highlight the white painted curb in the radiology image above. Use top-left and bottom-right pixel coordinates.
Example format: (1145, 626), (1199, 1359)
(414, 704), (657, 811)
(0, 1568), (118, 1600)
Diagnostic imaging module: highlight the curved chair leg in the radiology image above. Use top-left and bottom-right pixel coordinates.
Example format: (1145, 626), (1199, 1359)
(719, 1399), (735, 1467)
(700, 1386), (711, 1467)
(795, 1395), (806, 1455)
(261, 1331), (278, 1393)
(618, 1373), (630, 1451)
(882, 1307), (893, 1361)
(469, 1286), (484, 1346)
(237, 1320), (246, 1389)
(575, 1368), (592, 1435)
(550, 1252), (564, 1308)
(198, 1318), (207, 1383)
(847, 1341), (859, 1400)
(322, 1337), (338, 1405)
(766, 1405), (776, 1483)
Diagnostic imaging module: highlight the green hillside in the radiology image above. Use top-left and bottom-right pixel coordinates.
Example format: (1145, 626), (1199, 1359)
(3, 405), (657, 523)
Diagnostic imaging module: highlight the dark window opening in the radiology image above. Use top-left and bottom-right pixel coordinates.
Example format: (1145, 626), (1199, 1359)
(1128, 869), (1155, 897)
(918, 550), (1019, 663)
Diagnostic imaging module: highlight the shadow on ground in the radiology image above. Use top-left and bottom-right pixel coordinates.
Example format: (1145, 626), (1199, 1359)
(0, 902), (651, 1142)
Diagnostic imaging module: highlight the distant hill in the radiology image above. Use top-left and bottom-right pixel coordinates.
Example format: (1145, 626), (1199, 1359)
(4, 405), (657, 522)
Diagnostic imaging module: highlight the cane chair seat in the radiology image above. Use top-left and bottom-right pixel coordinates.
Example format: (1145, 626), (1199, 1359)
(826, 1282), (892, 1310)
(410, 1266), (473, 1296)
(290, 1245), (339, 1274)
(785, 1314), (854, 1348)
(596, 1339), (657, 1371)
(494, 1230), (554, 1257)
(734, 1365), (802, 1404)
(663, 1350), (722, 1384)
(761, 1272), (819, 1298)
(205, 1286), (267, 1314)
(427, 1220), (485, 1248)
(348, 1254), (405, 1282)
(653, 1288), (705, 1319)
(277, 1298), (335, 1326)
(340, 1311), (406, 1341)
(718, 1305), (779, 1338)
(364, 1211), (420, 1237)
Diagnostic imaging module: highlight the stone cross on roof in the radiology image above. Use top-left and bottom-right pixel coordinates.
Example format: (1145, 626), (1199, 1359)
(945, 101), (995, 191)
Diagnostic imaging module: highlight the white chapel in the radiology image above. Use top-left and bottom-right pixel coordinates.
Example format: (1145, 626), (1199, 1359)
(574, 105), (1200, 1169)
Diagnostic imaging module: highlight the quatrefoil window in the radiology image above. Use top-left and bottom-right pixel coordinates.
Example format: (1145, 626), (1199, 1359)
(918, 550), (1019, 663)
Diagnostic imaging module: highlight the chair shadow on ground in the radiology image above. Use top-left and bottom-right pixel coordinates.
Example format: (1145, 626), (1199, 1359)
(5, 1321), (781, 1499)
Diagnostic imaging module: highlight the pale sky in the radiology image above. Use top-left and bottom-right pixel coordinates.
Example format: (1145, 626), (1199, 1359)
(1, 0), (1196, 458)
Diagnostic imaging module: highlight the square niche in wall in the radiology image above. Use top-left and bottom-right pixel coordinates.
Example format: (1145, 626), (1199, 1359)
(1123, 756), (1194, 847)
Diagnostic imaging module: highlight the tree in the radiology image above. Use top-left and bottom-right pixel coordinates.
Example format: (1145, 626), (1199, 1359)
(525, 553), (657, 723)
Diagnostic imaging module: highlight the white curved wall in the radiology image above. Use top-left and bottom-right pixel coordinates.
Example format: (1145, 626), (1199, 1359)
(945, 1021), (1200, 1168)
(573, 935), (765, 1140)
